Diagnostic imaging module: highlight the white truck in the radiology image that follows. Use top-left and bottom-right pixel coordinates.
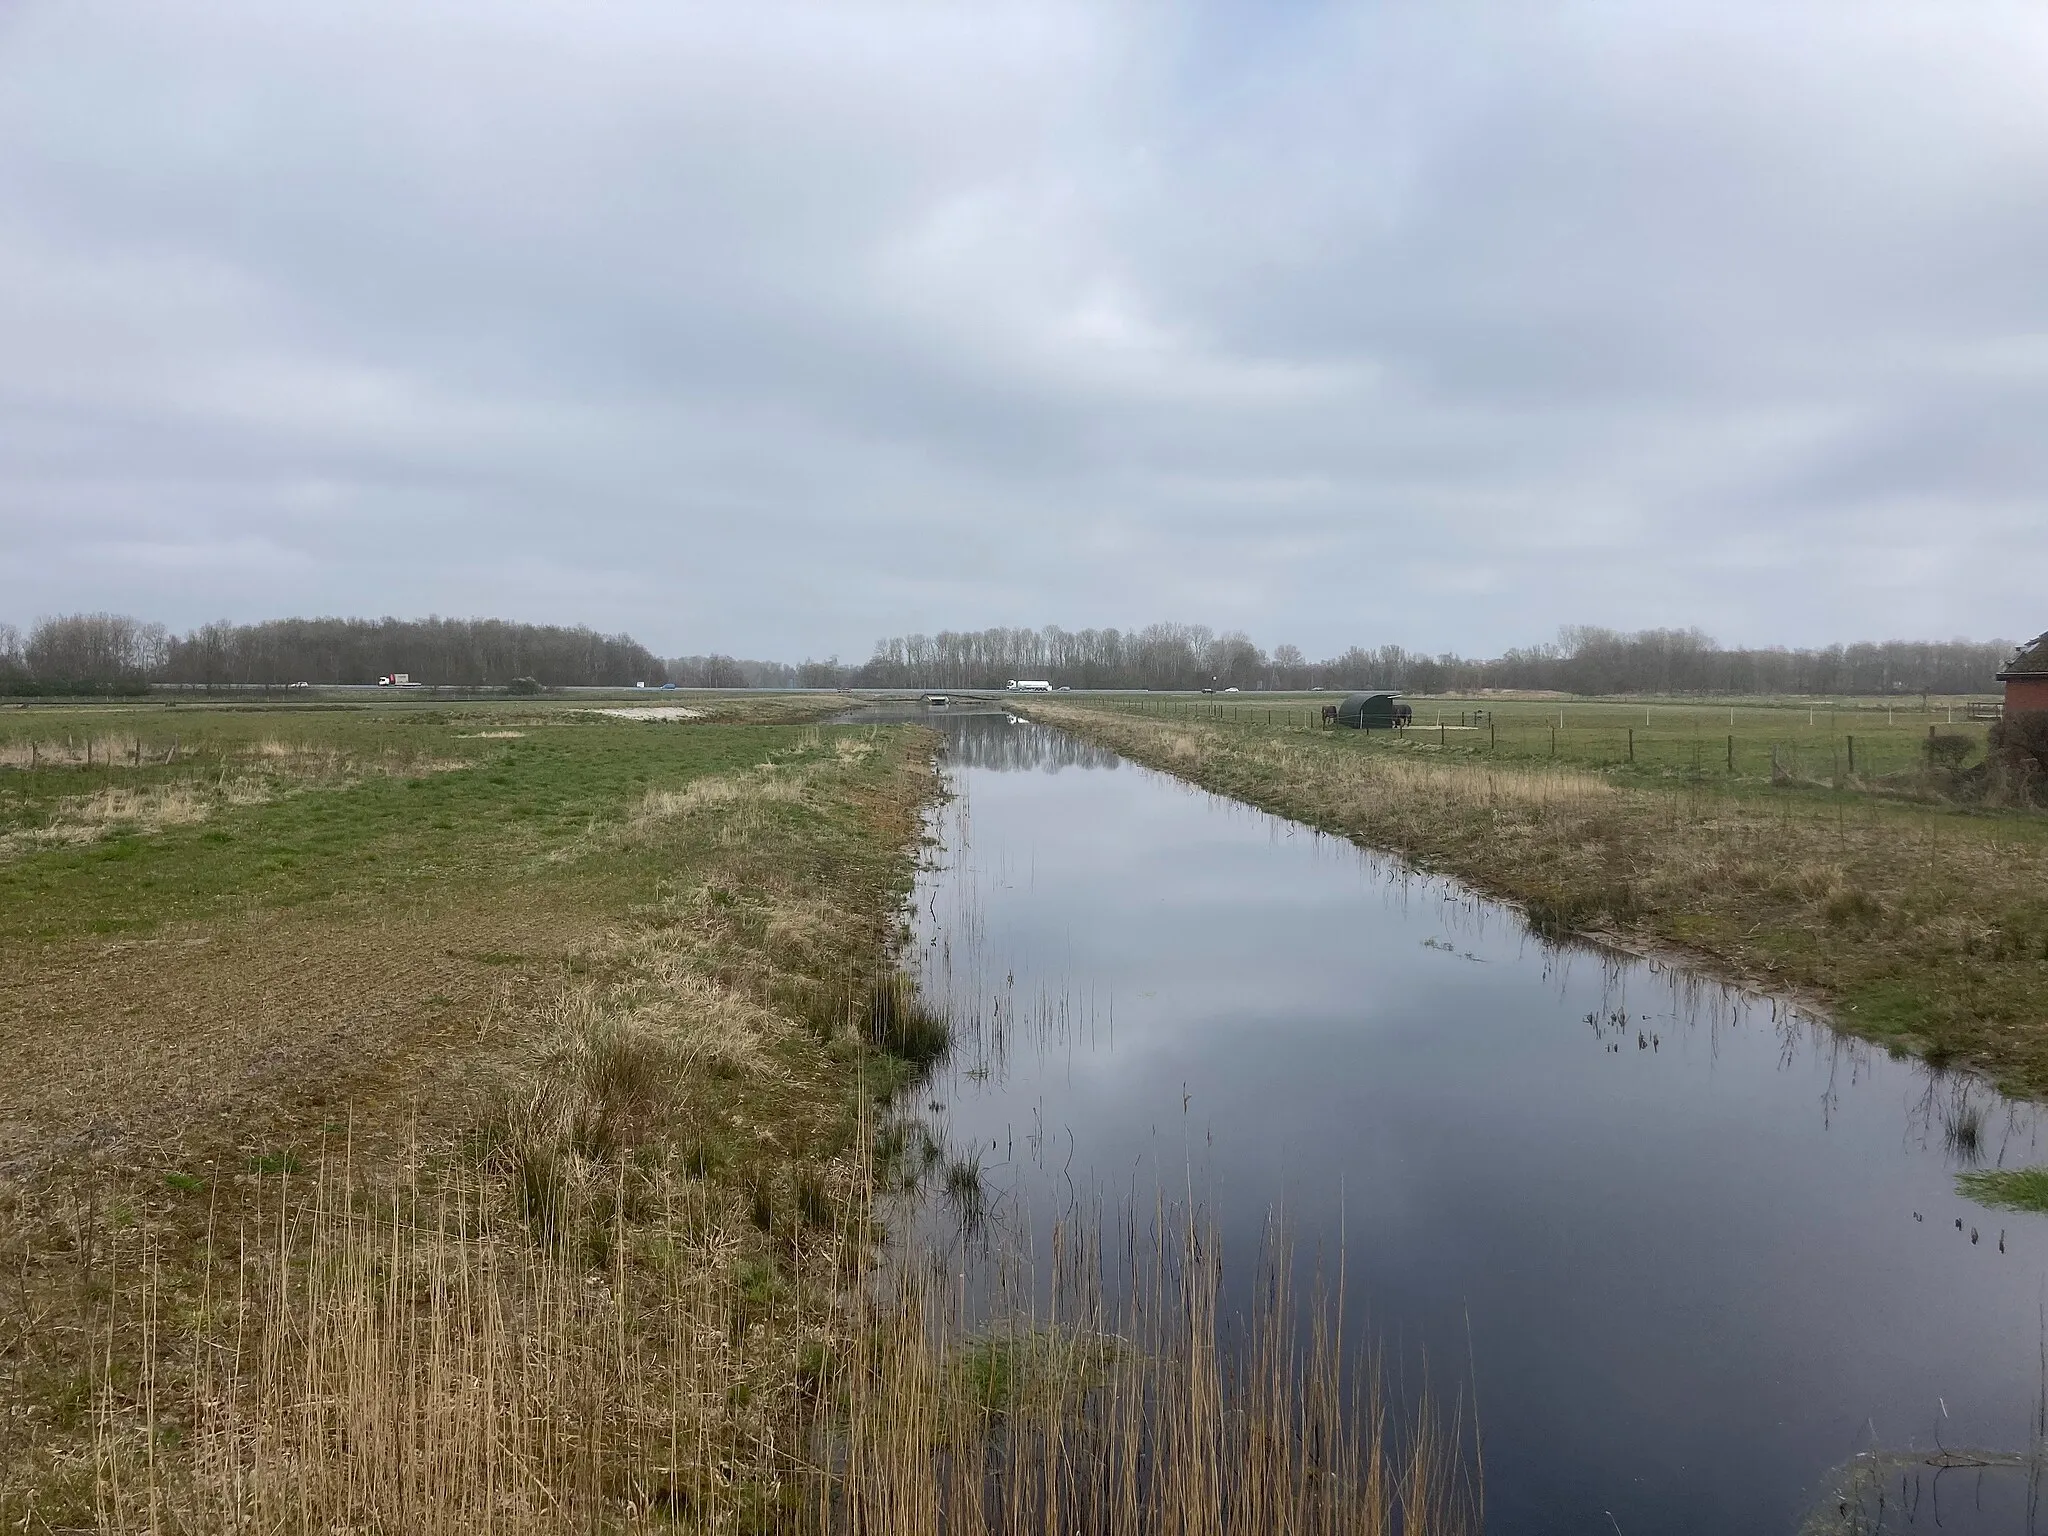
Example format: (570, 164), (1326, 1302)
(1006, 679), (1054, 692)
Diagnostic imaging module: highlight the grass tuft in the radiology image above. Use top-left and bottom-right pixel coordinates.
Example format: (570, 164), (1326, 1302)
(867, 971), (951, 1067)
(1957, 1166), (2048, 1213)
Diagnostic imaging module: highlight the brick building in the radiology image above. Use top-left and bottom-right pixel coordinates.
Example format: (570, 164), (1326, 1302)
(1997, 633), (2048, 713)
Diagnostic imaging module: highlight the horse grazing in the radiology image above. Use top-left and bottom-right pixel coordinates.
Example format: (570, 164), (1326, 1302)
(1393, 703), (1413, 731)
(1320, 704), (1339, 725)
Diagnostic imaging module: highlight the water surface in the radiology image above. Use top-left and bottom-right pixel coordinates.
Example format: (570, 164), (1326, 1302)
(882, 710), (2046, 1535)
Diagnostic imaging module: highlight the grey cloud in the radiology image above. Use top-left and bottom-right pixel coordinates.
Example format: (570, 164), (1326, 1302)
(2, 0), (2045, 660)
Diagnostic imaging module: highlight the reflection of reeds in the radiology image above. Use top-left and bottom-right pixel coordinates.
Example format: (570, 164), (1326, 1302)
(1943, 1098), (1986, 1161)
(1921, 1071), (1993, 1165)
(942, 1153), (987, 1230)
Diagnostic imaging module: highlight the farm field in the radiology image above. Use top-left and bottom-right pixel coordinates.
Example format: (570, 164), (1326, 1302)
(0, 695), (940, 1526)
(1066, 690), (2005, 788)
(1022, 695), (2048, 1098)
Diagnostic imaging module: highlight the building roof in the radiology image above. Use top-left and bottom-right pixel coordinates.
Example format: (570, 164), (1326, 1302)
(1997, 632), (2048, 680)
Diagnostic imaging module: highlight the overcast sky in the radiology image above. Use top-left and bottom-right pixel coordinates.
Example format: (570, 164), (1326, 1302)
(3, 2), (2045, 660)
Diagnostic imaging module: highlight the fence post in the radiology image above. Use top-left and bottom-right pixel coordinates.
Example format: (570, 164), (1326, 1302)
(1727, 734), (1734, 772)
(1490, 719), (1496, 749)
(1551, 726), (1557, 757)
(1627, 728), (1634, 763)
(1847, 735), (1855, 775)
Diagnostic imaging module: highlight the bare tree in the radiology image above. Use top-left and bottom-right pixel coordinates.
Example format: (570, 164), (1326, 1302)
(157, 616), (665, 687)
(24, 613), (167, 681)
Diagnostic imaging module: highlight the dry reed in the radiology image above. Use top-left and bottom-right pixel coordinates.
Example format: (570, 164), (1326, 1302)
(90, 1152), (1476, 1536)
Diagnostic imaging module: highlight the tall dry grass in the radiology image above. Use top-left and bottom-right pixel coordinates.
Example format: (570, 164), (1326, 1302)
(839, 1212), (1477, 1536)
(0, 733), (161, 771)
(92, 1150), (1475, 1536)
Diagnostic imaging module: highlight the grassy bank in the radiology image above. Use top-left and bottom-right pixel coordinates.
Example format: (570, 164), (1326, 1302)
(1023, 699), (2048, 1098)
(0, 695), (939, 1524)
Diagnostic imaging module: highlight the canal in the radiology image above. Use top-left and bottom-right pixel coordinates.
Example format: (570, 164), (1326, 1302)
(874, 708), (2045, 1534)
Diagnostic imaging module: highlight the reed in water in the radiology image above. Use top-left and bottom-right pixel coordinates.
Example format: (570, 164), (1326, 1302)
(91, 1143), (1476, 1534)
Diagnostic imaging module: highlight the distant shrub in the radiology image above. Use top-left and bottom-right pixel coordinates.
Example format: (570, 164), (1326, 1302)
(1922, 732), (1975, 770)
(506, 676), (544, 696)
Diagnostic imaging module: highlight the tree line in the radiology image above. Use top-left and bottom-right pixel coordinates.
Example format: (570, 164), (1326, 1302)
(0, 612), (2023, 696)
(853, 623), (2020, 696)
(0, 613), (839, 692)
(0, 614), (656, 690)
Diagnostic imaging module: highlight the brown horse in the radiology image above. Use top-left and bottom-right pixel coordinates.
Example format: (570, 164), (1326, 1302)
(1320, 704), (1338, 725)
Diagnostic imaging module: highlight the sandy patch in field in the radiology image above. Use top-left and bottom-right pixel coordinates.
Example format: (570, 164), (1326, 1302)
(458, 730), (526, 738)
(585, 706), (704, 721)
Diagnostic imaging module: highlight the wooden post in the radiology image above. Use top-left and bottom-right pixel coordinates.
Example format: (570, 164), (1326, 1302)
(1627, 728), (1634, 762)
(1551, 726), (1557, 756)
(1727, 734), (1734, 772)
(1847, 735), (1855, 774)
(1490, 719), (1496, 749)
(1439, 721), (1446, 748)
